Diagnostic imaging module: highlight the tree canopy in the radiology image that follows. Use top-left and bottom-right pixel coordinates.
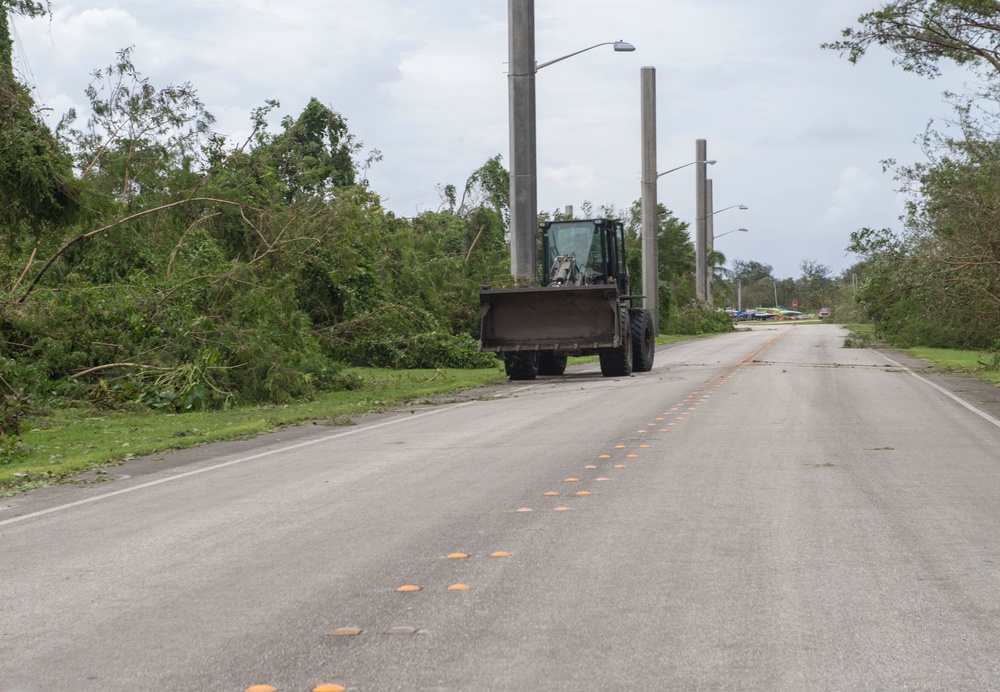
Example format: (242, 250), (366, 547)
(823, 0), (1000, 79)
(1, 1), (47, 76)
(1, 2), (83, 248)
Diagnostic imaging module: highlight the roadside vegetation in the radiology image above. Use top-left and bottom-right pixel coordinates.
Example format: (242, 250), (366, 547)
(826, 1), (1000, 352)
(3, 333), (721, 495)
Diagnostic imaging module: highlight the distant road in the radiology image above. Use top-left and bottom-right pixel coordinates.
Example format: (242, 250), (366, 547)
(3, 324), (1000, 691)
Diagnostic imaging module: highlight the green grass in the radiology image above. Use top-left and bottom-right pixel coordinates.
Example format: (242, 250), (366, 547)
(844, 324), (876, 338)
(905, 347), (1000, 385)
(1, 366), (505, 496)
(655, 333), (713, 346)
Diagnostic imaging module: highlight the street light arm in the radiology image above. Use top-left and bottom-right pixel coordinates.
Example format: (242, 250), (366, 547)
(698, 204), (748, 221)
(535, 40), (635, 71)
(656, 159), (716, 179)
(713, 228), (749, 240)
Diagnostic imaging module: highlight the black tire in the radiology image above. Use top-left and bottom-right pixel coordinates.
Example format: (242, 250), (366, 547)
(599, 308), (633, 377)
(504, 351), (539, 380)
(630, 308), (655, 372)
(537, 351), (568, 376)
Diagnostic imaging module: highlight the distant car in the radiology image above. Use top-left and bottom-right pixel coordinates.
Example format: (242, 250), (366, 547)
(819, 308), (831, 319)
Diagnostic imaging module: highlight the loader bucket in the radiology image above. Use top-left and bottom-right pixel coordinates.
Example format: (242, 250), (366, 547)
(479, 285), (622, 352)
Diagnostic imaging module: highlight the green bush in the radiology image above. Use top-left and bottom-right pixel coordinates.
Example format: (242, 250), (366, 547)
(327, 328), (495, 370)
(402, 332), (497, 369)
(665, 304), (734, 336)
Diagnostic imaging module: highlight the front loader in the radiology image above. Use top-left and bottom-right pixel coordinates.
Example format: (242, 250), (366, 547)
(479, 218), (655, 380)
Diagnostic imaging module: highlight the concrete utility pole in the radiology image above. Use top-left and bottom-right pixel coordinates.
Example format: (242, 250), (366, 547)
(508, 0), (537, 283)
(705, 178), (715, 305)
(695, 139), (708, 302)
(640, 66), (658, 333)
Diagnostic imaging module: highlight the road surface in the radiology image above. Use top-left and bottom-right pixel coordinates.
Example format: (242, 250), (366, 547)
(2, 323), (1000, 691)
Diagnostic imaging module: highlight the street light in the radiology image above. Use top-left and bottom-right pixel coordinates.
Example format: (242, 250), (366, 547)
(508, 0), (635, 281)
(536, 40), (635, 70)
(714, 228), (749, 240)
(647, 156), (716, 323)
(657, 159), (716, 179)
(702, 204), (747, 304)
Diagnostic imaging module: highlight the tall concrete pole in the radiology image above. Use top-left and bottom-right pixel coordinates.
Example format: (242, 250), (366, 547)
(695, 139), (708, 302)
(640, 67), (658, 333)
(508, 0), (537, 283)
(705, 178), (715, 305)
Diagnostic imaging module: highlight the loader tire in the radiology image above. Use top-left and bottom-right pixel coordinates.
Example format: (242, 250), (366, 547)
(537, 351), (568, 376)
(504, 351), (539, 380)
(630, 308), (655, 372)
(599, 309), (633, 377)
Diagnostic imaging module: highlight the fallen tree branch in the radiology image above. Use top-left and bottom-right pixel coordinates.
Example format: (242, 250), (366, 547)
(69, 363), (174, 379)
(10, 247), (37, 299)
(16, 198), (262, 304)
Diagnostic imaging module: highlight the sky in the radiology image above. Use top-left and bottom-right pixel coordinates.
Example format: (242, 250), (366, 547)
(10, 0), (971, 279)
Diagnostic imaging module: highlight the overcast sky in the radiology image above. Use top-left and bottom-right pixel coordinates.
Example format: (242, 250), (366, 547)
(11, 0), (969, 279)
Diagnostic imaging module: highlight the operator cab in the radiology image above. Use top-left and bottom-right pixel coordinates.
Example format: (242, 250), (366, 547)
(539, 219), (628, 294)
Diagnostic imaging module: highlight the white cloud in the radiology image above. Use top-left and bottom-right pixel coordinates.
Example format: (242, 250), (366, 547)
(823, 166), (878, 221)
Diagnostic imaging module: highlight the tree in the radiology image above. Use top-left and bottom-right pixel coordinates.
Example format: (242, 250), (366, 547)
(863, 119), (1000, 346)
(825, 2), (1000, 347)
(1, 1), (47, 77)
(617, 200), (694, 325)
(730, 259), (773, 284)
(708, 249), (733, 306)
(0, 1), (83, 248)
(261, 97), (358, 203)
(796, 259), (834, 311)
(728, 259), (776, 308)
(59, 47), (215, 207)
(823, 1), (1000, 80)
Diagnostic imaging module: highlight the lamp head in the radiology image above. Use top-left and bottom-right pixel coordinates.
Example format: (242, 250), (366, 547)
(614, 40), (636, 52)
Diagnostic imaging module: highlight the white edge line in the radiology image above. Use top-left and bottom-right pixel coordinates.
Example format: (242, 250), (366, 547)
(0, 401), (475, 528)
(878, 352), (1000, 430)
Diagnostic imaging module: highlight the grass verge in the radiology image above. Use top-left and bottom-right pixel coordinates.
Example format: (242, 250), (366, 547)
(843, 324), (1000, 386)
(904, 347), (1000, 385)
(1, 366), (505, 496)
(3, 335), (721, 495)
(655, 333), (714, 346)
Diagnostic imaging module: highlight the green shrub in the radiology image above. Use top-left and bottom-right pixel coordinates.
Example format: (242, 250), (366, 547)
(665, 304), (734, 336)
(843, 332), (874, 349)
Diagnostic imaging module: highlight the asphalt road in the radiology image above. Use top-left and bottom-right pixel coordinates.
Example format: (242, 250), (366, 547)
(3, 324), (1000, 691)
